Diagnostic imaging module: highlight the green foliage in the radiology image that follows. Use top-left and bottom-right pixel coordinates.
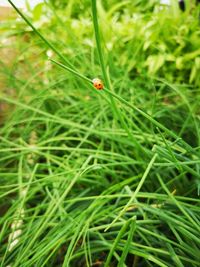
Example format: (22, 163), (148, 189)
(27, 0), (200, 85)
(0, 0), (200, 266)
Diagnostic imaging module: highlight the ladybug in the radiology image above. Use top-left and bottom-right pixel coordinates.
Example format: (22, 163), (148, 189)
(92, 78), (104, 90)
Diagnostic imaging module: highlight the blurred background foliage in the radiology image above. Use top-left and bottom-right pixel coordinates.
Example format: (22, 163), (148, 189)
(1, 0), (200, 86)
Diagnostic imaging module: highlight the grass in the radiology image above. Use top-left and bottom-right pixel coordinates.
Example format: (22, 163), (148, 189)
(0, 0), (200, 266)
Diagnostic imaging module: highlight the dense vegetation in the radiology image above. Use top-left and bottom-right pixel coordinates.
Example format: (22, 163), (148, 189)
(0, 1), (200, 266)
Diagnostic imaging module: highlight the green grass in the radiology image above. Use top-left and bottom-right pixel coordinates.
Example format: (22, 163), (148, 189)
(0, 0), (200, 266)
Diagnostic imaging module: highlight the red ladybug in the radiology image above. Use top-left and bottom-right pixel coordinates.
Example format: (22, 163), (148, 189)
(92, 78), (104, 90)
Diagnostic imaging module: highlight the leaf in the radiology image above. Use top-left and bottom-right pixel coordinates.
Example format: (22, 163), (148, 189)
(146, 54), (165, 74)
(33, 3), (44, 21)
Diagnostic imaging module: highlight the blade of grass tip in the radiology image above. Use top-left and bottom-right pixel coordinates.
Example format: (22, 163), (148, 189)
(105, 153), (157, 231)
(104, 218), (132, 267)
(8, 0), (74, 69)
(117, 218), (136, 267)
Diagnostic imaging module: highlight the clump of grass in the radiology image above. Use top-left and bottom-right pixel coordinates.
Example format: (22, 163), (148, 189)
(0, 1), (200, 266)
